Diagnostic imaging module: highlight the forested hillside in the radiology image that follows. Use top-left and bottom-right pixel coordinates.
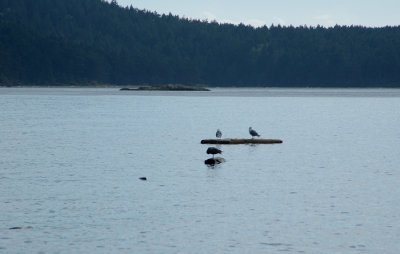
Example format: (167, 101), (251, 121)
(1, 0), (400, 87)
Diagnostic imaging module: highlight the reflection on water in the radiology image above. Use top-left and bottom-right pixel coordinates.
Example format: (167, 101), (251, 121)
(0, 88), (400, 253)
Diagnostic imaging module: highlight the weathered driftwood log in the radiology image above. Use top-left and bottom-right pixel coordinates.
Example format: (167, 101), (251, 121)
(201, 138), (283, 145)
(204, 157), (226, 165)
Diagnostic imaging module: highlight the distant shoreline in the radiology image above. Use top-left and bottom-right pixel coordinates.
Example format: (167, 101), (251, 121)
(1, 83), (400, 89)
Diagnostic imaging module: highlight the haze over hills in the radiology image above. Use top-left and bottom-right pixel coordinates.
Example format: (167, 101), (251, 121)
(1, 0), (400, 87)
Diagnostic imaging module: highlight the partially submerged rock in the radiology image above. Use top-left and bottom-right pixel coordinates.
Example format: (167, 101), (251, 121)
(204, 157), (226, 165)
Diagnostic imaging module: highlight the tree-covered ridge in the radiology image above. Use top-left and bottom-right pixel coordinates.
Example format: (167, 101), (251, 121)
(1, 0), (400, 87)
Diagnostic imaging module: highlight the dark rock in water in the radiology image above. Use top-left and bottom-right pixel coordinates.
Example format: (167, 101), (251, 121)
(204, 157), (226, 165)
(120, 84), (209, 91)
(205, 158), (216, 165)
(139, 177), (147, 181)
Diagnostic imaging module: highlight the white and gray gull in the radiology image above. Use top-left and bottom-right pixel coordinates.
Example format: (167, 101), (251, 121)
(249, 127), (260, 138)
(216, 129), (222, 138)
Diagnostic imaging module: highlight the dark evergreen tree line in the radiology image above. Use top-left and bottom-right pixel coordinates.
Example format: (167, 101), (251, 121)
(1, 0), (400, 87)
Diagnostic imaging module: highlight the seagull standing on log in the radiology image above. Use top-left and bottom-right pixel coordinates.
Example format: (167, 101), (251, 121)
(216, 129), (222, 138)
(249, 127), (260, 138)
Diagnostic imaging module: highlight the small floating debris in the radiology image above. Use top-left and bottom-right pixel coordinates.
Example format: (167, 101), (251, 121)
(9, 226), (32, 230)
(139, 177), (147, 181)
(201, 138), (283, 145)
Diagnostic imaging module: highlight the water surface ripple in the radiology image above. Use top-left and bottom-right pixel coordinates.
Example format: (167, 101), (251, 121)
(1, 88), (400, 253)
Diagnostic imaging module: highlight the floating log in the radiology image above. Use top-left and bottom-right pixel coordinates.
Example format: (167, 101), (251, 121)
(201, 138), (283, 145)
(204, 157), (226, 165)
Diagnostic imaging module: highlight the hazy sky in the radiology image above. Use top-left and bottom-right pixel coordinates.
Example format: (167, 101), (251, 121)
(113, 0), (400, 27)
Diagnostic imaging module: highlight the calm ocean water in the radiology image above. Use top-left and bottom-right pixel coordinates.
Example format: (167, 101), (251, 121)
(1, 87), (400, 253)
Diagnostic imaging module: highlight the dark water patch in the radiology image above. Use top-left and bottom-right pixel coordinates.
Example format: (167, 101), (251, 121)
(260, 242), (292, 247)
(278, 248), (293, 252)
